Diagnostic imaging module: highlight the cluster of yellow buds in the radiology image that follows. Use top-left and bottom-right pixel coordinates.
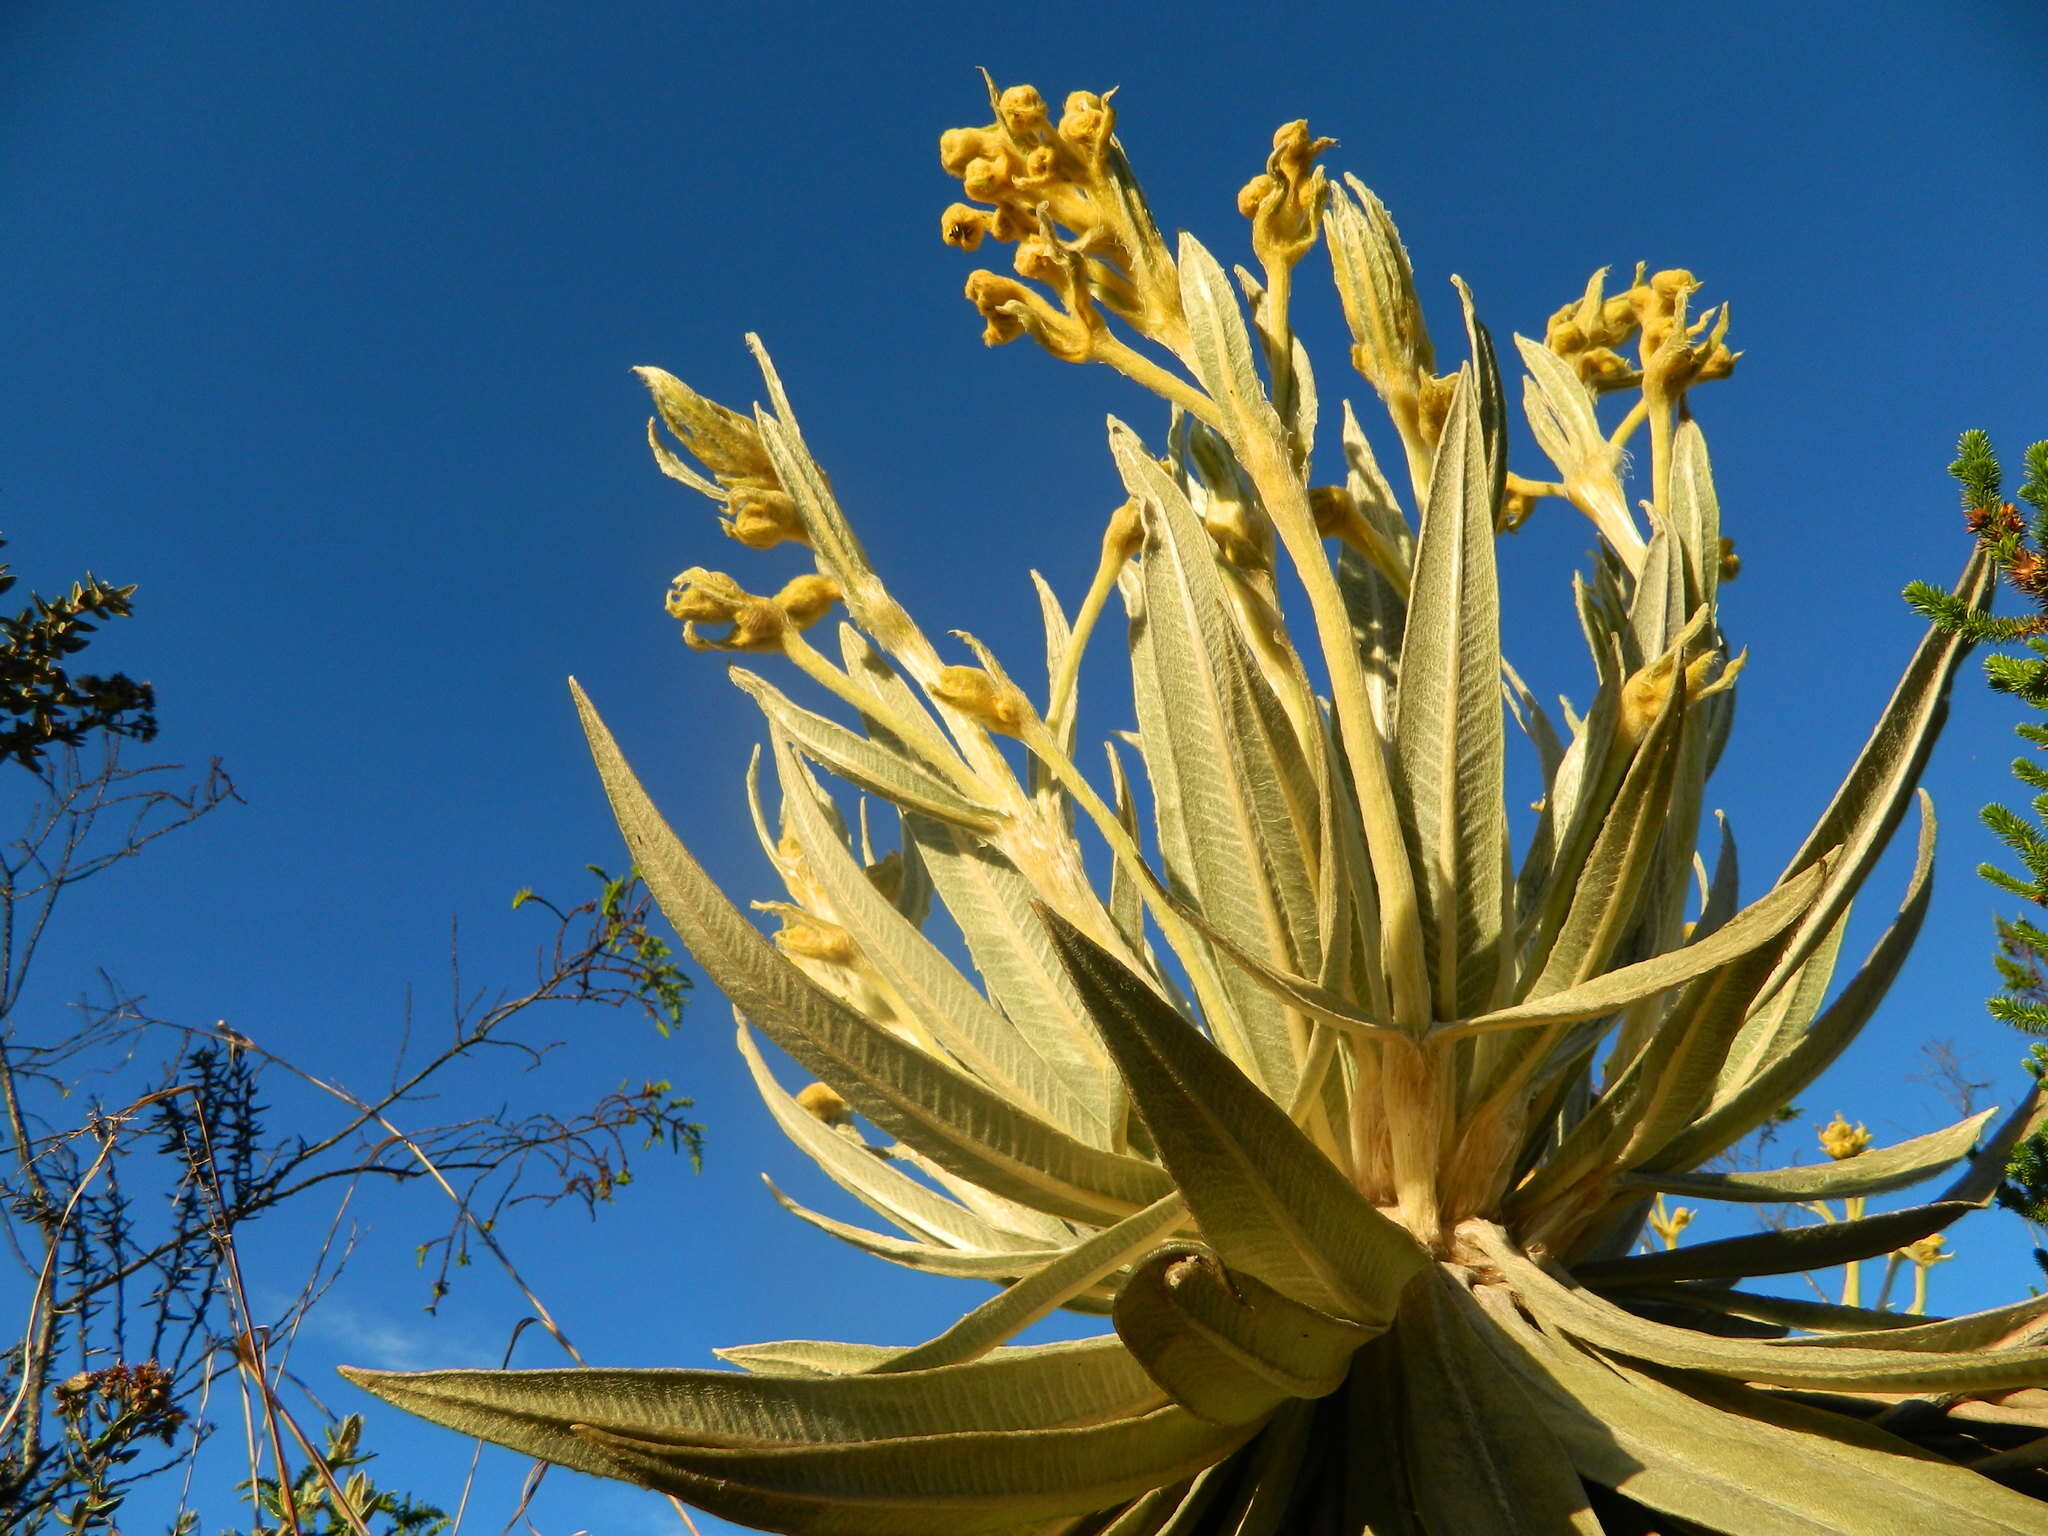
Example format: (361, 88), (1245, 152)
(1236, 120), (1334, 273)
(665, 568), (840, 652)
(940, 76), (1183, 357)
(1543, 265), (1739, 398)
(637, 367), (807, 550)
(1817, 1112), (1874, 1162)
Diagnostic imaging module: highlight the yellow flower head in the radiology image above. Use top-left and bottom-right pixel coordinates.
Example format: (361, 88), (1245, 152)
(1817, 1112), (1872, 1162)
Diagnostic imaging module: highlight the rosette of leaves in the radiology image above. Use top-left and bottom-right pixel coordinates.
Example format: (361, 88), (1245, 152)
(347, 82), (2048, 1535)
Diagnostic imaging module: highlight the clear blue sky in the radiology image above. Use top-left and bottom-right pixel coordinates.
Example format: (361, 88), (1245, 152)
(6, 2), (2046, 1531)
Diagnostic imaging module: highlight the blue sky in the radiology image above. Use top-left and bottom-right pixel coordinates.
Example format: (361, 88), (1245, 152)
(5, 2), (2047, 1531)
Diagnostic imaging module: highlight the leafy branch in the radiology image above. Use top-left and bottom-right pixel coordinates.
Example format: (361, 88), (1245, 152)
(1907, 429), (2048, 1252)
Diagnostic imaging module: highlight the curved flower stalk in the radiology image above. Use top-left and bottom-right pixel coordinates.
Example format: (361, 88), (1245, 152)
(347, 83), (2048, 1534)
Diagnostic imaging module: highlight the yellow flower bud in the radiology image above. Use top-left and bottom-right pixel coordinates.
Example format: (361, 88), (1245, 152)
(931, 665), (1033, 736)
(774, 574), (842, 631)
(795, 1081), (852, 1125)
(1577, 348), (1636, 391)
(1018, 144), (1061, 187)
(997, 84), (1049, 138)
(1617, 653), (1680, 749)
(724, 487), (807, 550)
(1237, 173), (1278, 221)
(1718, 536), (1741, 582)
(666, 567), (748, 623)
(1899, 1233), (1952, 1267)
(1057, 91), (1113, 160)
(938, 127), (1002, 175)
(1417, 372), (1458, 447)
(864, 850), (904, 904)
(963, 272), (1091, 361)
(1104, 497), (1144, 563)
(713, 598), (789, 653)
(962, 154), (1013, 204)
(1013, 235), (1066, 286)
(1308, 485), (1357, 539)
(1650, 267), (1697, 302)
(940, 203), (989, 251)
(776, 919), (857, 964)
(1817, 1112), (1872, 1162)
(1499, 484), (1536, 533)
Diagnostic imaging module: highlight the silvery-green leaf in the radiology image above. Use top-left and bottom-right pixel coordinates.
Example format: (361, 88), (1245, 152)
(734, 669), (1000, 832)
(1712, 898), (1848, 1107)
(1177, 232), (1277, 441)
(1140, 884), (1400, 1041)
(771, 737), (1111, 1143)
(1528, 664), (1683, 995)
(1651, 796), (1934, 1171)
(762, 1179), (1108, 1304)
(1627, 524), (1687, 671)
(903, 811), (1130, 1138)
(747, 338), (893, 626)
(1340, 398), (1413, 547)
(1610, 1285), (1929, 1338)
(1394, 1267), (1604, 1536)
(576, 682), (1169, 1226)
(1463, 1283), (2048, 1536)
(1621, 1107), (1996, 1203)
(1793, 1291), (2048, 1353)
(1442, 856), (1827, 1039)
(1043, 908), (1427, 1323)
(345, 1347), (1247, 1536)
(1391, 362), (1509, 1019)
(1573, 1201), (1980, 1287)
(1111, 417), (1320, 1097)
(1668, 418), (1723, 612)
(735, 1023), (1033, 1253)
(1104, 743), (1148, 961)
(1615, 861), (1825, 1168)
(1692, 812), (1740, 941)
(1029, 570), (1078, 794)
(888, 1143), (1081, 1248)
(1449, 276), (1507, 508)
(837, 624), (963, 780)
(1515, 659), (1622, 939)
(1478, 1225), (2048, 1394)
(344, 1332), (1157, 1454)
(570, 1403), (1253, 1536)
(715, 1339), (918, 1377)
(873, 1191), (1189, 1374)
(1113, 1242), (1371, 1425)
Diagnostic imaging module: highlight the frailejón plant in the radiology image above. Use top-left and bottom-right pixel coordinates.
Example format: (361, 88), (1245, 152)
(347, 81), (2048, 1533)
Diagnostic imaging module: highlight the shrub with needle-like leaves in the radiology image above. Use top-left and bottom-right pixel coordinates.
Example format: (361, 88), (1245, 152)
(347, 79), (2048, 1534)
